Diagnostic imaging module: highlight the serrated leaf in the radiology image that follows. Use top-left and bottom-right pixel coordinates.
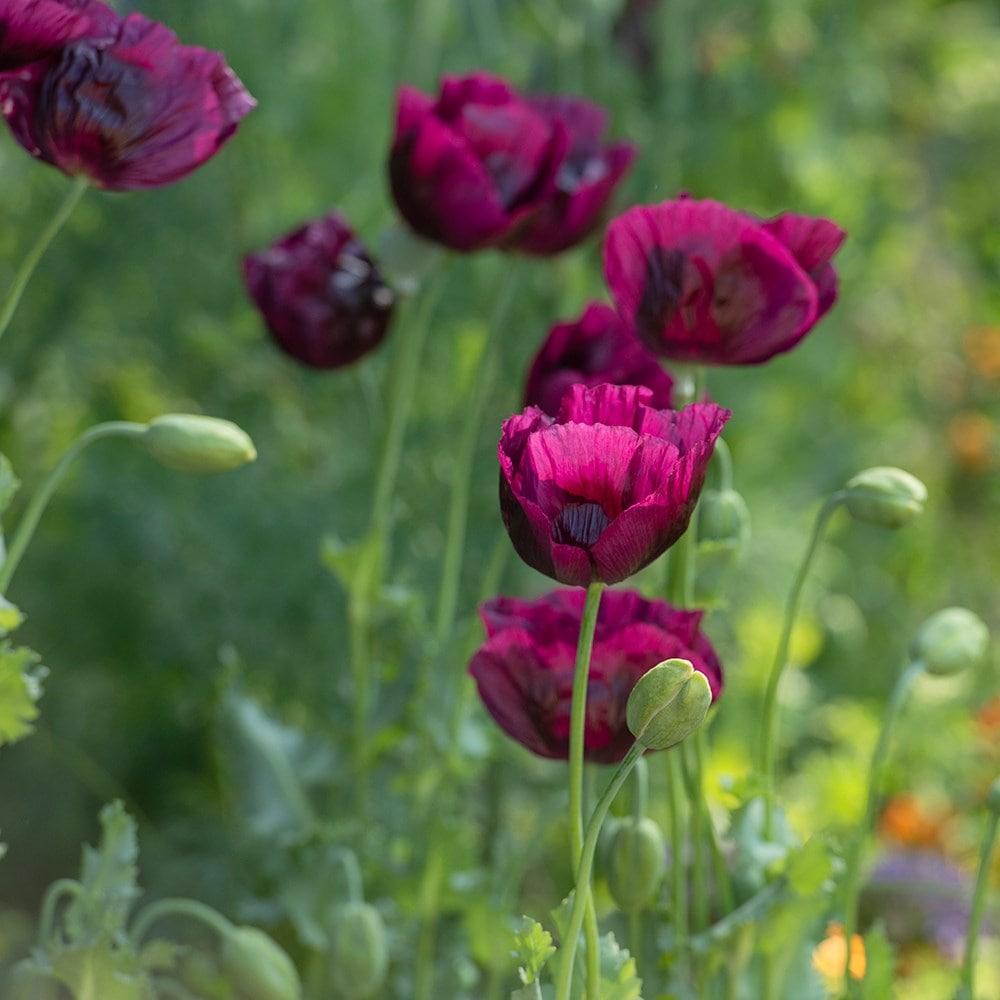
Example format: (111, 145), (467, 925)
(63, 800), (140, 943)
(0, 641), (45, 746)
(0, 454), (20, 517)
(859, 923), (894, 1000)
(0, 596), (24, 636)
(597, 932), (642, 1000)
(512, 917), (556, 985)
(50, 944), (154, 1000)
(786, 836), (836, 897)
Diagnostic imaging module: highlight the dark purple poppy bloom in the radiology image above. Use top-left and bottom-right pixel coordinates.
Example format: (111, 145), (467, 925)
(499, 383), (729, 587)
(0, 0), (118, 70)
(243, 212), (395, 370)
(861, 850), (976, 960)
(469, 588), (723, 762)
(388, 71), (635, 254)
(0, 13), (256, 189)
(603, 196), (846, 365)
(524, 301), (674, 416)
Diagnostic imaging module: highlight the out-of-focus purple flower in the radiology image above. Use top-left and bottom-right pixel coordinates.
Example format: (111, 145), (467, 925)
(523, 301), (674, 416)
(0, 0), (118, 71)
(243, 212), (395, 370)
(469, 588), (723, 762)
(861, 849), (976, 960)
(388, 71), (634, 254)
(499, 383), (729, 587)
(0, 13), (255, 189)
(603, 196), (846, 365)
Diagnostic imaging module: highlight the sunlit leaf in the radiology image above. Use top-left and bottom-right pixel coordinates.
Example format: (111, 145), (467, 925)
(512, 916), (556, 985)
(0, 642), (45, 746)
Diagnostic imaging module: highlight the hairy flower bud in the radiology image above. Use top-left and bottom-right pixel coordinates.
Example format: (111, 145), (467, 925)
(606, 817), (666, 912)
(328, 901), (389, 999)
(143, 414), (257, 473)
(910, 607), (990, 677)
(219, 926), (301, 1000)
(626, 658), (712, 750)
(844, 467), (927, 529)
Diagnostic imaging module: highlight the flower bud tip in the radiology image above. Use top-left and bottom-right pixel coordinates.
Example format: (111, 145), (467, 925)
(143, 414), (257, 473)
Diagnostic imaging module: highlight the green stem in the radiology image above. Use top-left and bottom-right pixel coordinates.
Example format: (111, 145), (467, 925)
(712, 436), (733, 491)
(0, 176), (88, 347)
(667, 752), (690, 982)
(555, 741), (646, 1000)
(130, 897), (233, 946)
(960, 799), (1000, 998)
(0, 421), (147, 593)
(758, 492), (846, 836)
(38, 878), (85, 947)
(683, 737), (710, 934)
(839, 658), (925, 998)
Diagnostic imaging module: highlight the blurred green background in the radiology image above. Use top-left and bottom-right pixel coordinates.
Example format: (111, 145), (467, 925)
(0, 0), (997, 992)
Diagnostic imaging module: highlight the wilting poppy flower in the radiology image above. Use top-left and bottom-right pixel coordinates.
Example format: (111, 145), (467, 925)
(524, 301), (674, 416)
(499, 383), (729, 587)
(469, 588), (723, 762)
(0, 13), (256, 189)
(0, 0), (118, 70)
(388, 71), (634, 254)
(243, 212), (395, 370)
(603, 196), (846, 365)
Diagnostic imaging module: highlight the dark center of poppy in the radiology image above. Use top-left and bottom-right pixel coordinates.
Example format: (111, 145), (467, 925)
(551, 502), (611, 547)
(636, 246), (686, 344)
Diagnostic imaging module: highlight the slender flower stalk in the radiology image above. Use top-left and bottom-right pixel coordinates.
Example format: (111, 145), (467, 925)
(0, 421), (147, 594)
(758, 491), (847, 836)
(0, 175), (88, 348)
(959, 780), (1000, 999)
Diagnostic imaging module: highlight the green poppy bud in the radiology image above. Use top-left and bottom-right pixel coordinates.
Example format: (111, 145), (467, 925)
(910, 607), (990, 677)
(843, 466), (927, 529)
(219, 926), (302, 1000)
(328, 901), (388, 999)
(626, 659), (712, 751)
(143, 414), (257, 473)
(697, 488), (751, 547)
(606, 817), (666, 913)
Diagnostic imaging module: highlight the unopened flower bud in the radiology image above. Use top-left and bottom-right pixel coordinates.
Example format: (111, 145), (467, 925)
(626, 659), (712, 751)
(844, 467), (926, 529)
(987, 778), (1000, 816)
(219, 926), (301, 1000)
(607, 817), (666, 912)
(910, 607), (990, 677)
(143, 414), (257, 473)
(328, 901), (388, 999)
(697, 488), (751, 547)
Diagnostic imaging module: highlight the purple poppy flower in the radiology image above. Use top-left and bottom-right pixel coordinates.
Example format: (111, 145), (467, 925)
(0, 0), (118, 70)
(469, 588), (723, 762)
(0, 13), (256, 189)
(499, 383), (729, 587)
(243, 212), (395, 370)
(388, 71), (634, 254)
(524, 301), (674, 416)
(603, 196), (846, 365)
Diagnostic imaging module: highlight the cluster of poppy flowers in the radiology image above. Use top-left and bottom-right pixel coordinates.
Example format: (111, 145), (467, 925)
(236, 68), (845, 763)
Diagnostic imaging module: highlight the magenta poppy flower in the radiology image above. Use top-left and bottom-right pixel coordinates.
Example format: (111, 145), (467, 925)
(243, 212), (395, 370)
(603, 197), (846, 365)
(0, 0), (118, 70)
(524, 301), (674, 416)
(388, 71), (634, 254)
(0, 13), (256, 190)
(499, 383), (729, 587)
(469, 588), (723, 762)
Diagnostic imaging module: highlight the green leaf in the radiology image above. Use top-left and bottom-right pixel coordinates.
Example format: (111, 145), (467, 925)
(49, 945), (154, 1000)
(596, 932), (642, 1000)
(0, 641), (45, 747)
(512, 917), (556, 985)
(859, 922), (894, 1000)
(0, 596), (24, 636)
(786, 836), (838, 898)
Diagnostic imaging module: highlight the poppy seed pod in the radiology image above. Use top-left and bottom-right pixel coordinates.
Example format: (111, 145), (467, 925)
(626, 659), (712, 751)
(328, 902), (389, 1000)
(910, 607), (990, 677)
(607, 816), (666, 912)
(219, 926), (301, 1000)
(844, 467), (927, 529)
(143, 414), (256, 473)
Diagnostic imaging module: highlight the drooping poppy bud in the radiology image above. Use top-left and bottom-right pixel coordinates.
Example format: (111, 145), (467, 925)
(607, 816), (666, 912)
(243, 212), (396, 369)
(328, 902), (389, 1000)
(0, 13), (255, 189)
(626, 658), (712, 751)
(218, 926), (301, 1000)
(910, 607), (990, 678)
(143, 414), (256, 473)
(844, 466), (927, 529)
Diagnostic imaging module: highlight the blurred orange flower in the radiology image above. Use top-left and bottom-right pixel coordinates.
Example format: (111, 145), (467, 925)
(948, 411), (995, 471)
(878, 794), (948, 849)
(963, 326), (1000, 380)
(812, 923), (866, 984)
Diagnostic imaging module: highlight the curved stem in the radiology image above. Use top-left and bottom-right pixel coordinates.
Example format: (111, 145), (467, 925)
(839, 658), (925, 997)
(0, 176), (88, 347)
(758, 492), (847, 835)
(711, 436), (733, 491)
(960, 800), (1000, 998)
(0, 421), (147, 593)
(38, 878), (85, 947)
(130, 896), (233, 947)
(555, 741), (646, 1000)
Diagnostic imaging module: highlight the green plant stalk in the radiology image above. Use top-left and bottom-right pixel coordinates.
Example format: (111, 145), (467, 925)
(960, 801), (1000, 998)
(682, 737), (710, 935)
(555, 741), (647, 1000)
(130, 896), (233, 946)
(0, 176), (88, 347)
(565, 580), (605, 1000)
(758, 491), (846, 837)
(839, 658), (925, 999)
(667, 751), (690, 981)
(0, 421), (147, 594)
(38, 878), (85, 947)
